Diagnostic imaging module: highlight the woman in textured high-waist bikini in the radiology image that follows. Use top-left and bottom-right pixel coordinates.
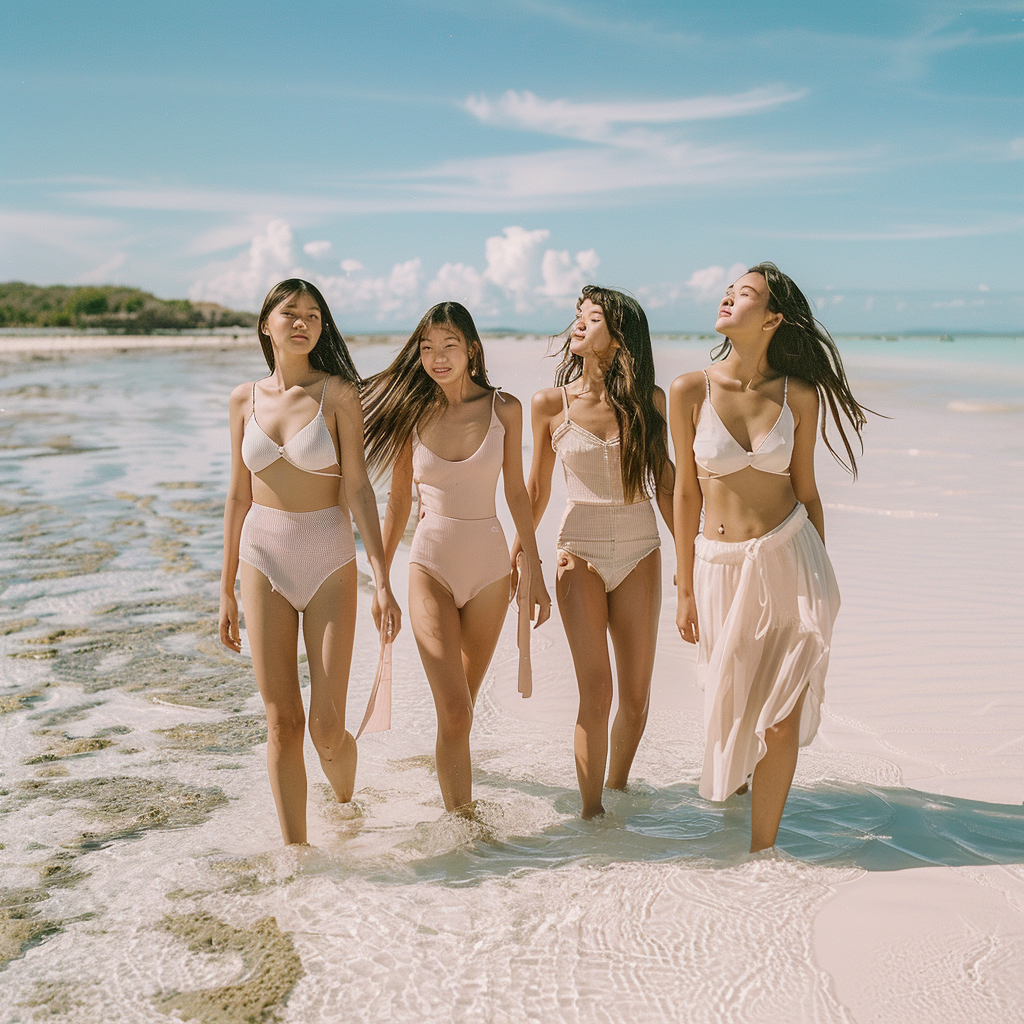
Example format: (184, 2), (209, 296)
(219, 279), (401, 846)
(516, 287), (674, 819)
(670, 262), (868, 852)
(362, 302), (550, 813)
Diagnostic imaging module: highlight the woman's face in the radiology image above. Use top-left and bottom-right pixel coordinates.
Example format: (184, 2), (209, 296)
(262, 292), (322, 356)
(715, 272), (774, 337)
(419, 323), (472, 386)
(570, 298), (617, 359)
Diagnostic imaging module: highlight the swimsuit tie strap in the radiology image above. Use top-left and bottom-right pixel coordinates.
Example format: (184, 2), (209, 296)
(746, 535), (774, 640)
(515, 551), (534, 698)
(356, 627), (393, 738)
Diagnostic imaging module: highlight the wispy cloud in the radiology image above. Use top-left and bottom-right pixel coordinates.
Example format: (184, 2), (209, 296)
(762, 217), (1024, 242)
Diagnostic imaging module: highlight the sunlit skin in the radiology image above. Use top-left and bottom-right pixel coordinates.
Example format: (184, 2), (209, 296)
(516, 298), (675, 820)
(668, 271), (823, 852)
(219, 291), (401, 845)
(377, 323), (550, 813)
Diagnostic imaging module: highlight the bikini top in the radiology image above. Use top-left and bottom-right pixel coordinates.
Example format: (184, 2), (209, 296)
(551, 387), (648, 506)
(412, 391), (505, 519)
(241, 376), (341, 478)
(693, 370), (793, 479)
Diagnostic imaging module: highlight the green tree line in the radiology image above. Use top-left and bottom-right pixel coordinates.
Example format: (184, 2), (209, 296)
(0, 283), (256, 332)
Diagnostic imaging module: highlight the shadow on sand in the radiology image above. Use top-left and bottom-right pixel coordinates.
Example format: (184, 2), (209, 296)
(403, 774), (1024, 883)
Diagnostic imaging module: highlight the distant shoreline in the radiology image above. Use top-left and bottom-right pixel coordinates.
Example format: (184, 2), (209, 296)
(1, 329), (1020, 357)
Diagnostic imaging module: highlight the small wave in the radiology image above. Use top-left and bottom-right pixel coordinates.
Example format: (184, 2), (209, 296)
(824, 503), (938, 519)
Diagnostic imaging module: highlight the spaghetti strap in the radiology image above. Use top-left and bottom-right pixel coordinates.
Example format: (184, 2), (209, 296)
(561, 386), (571, 420)
(703, 370), (711, 399)
(783, 376), (789, 401)
(318, 376), (329, 409)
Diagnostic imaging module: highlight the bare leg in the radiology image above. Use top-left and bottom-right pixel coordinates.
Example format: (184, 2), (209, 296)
(606, 549), (661, 790)
(750, 687), (807, 853)
(409, 567), (509, 811)
(240, 561), (307, 845)
(301, 560), (359, 803)
(556, 554), (613, 820)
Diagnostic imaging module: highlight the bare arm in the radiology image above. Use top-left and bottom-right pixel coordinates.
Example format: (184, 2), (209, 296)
(510, 388), (560, 569)
(219, 384), (254, 652)
(380, 437), (413, 571)
(334, 380), (402, 638)
(669, 373), (706, 644)
(788, 381), (824, 543)
(653, 385), (676, 533)
(497, 393), (551, 627)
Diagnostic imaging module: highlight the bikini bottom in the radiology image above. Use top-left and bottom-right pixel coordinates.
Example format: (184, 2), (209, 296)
(556, 499), (661, 592)
(409, 508), (510, 608)
(239, 502), (356, 612)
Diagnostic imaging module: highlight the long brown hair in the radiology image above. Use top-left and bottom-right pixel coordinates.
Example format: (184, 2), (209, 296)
(257, 279), (360, 383)
(362, 302), (494, 476)
(712, 262), (869, 476)
(555, 286), (668, 502)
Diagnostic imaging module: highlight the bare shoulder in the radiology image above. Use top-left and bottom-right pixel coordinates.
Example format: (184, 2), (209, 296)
(786, 376), (819, 414)
(323, 375), (360, 411)
(531, 386), (563, 417)
(229, 382), (253, 409)
(669, 370), (707, 407)
(493, 389), (523, 425)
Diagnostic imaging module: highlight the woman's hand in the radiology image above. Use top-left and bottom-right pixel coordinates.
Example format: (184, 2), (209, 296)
(219, 592), (241, 652)
(676, 594), (699, 645)
(372, 585), (403, 641)
(509, 537), (524, 601)
(522, 557), (552, 628)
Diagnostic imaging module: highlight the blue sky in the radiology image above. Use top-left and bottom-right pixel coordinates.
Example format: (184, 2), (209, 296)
(2, 0), (1022, 331)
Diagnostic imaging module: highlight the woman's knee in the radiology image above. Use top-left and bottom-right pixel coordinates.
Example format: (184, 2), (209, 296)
(578, 683), (614, 723)
(266, 704), (305, 749)
(436, 698), (474, 740)
(308, 714), (347, 759)
(616, 687), (650, 724)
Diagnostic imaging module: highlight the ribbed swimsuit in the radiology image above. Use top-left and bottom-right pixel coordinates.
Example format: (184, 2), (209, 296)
(691, 370), (840, 800)
(410, 390), (511, 608)
(238, 376), (355, 611)
(551, 386), (661, 592)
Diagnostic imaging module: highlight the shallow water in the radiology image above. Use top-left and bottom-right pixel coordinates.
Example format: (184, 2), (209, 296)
(1, 337), (1022, 1022)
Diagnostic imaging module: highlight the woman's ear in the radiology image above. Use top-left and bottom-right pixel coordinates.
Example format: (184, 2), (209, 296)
(763, 310), (784, 332)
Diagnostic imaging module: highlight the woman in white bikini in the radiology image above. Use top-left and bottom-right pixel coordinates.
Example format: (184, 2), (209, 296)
(362, 301), (550, 814)
(516, 286), (674, 819)
(670, 262), (867, 852)
(219, 279), (401, 846)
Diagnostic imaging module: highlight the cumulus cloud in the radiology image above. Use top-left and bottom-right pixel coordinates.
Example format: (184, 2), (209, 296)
(190, 218), (298, 309)
(538, 248), (600, 298)
(190, 220), (601, 320)
(686, 262), (748, 298)
(303, 240), (332, 258)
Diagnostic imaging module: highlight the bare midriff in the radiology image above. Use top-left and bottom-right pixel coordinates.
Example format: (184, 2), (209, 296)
(250, 462), (346, 514)
(699, 470), (797, 541)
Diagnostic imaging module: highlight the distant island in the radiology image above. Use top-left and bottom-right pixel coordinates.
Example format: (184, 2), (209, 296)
(0, 282), (257, 333)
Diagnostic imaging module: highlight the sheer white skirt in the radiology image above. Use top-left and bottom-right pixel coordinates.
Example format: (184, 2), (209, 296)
(693, 503), (840, 801)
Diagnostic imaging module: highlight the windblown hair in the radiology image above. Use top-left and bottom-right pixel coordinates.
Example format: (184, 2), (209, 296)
(555, 285), (668, 502)
(711, 262), (869, 477)
(362, 302), (493, 476)
(257, 279), (360, 383)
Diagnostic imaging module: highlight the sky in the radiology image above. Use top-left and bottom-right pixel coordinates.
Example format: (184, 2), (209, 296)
(1, 0), (1022, 332)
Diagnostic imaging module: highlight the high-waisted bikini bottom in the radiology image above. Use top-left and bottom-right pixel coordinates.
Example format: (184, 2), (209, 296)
(556, 499), (661, 592)
(693, 503), (840, 801)
(410, 508), (510, 608)
(239, 502), (356, 611)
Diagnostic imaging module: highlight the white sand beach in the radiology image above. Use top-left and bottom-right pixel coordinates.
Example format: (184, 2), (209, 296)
(0, 332), (1022, 1022)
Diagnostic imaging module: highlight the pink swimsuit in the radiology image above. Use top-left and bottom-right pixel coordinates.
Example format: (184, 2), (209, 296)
(410, 391), (511, 608)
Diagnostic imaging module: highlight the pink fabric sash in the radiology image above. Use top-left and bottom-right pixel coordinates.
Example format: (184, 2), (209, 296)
(355, 630), (392, 738)
(516, 552), (533, 699)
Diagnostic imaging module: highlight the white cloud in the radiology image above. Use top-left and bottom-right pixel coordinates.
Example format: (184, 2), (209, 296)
(537, 247), (600, 299)
(77, 252), (127, 284)
(978, 283), (990, 291)
(427, 262), (487, 308)
(303, 240), (332, 258)
(483, 226), (551, 310)
(686, 262), (748, 298)
(340, 259), (364, 273)
(465, 87), (807, 143)
(0, 210), (121, 260)
(189, 218), (298, 310)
